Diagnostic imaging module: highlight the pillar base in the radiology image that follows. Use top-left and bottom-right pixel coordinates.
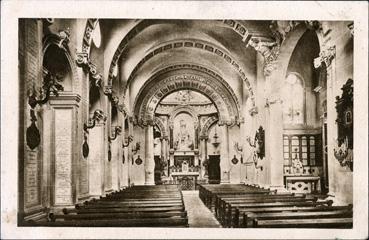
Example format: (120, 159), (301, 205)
(144, 171), (155, 185)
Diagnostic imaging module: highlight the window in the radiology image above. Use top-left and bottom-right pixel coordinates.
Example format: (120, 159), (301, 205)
(283, 134), (322, 174)
(282, 73), (304, 125)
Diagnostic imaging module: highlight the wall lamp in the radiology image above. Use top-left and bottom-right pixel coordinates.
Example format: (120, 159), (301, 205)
(83, 109), (107, 133)
(104, 86), (119, 106)
(108, 126), (122, 142)
(122, 135), (134, 148)
(28, 68), (64, 109)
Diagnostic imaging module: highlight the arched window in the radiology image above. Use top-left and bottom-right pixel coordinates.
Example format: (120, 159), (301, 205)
(282, 73), (305, 125)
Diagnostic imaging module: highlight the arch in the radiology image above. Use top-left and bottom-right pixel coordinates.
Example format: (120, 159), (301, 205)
(154, 117), (168, 139)
(42, 32), (78, 86)
(126, 39), (255, 104)
(168, 106), (199, 124)
(106, 20), (255, 104)
(80, 19), (99, 55)
(200, 115), (219, 138)
(133, 64), (240, 126)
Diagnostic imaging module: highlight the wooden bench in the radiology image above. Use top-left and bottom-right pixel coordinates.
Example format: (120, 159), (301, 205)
(41, 184), (189, 227)
(242, 209), (352, 228)
(239, 205), (353, 228)
(29, 217), (189, 227)
(253, 218), (352, 228)
(215, 194), (310, 220)
(223, 200), (333, 227)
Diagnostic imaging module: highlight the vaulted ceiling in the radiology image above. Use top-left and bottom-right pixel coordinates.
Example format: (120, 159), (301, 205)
(95, 19), (276, 112)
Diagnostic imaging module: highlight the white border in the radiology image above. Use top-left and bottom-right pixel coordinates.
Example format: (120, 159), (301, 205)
(1, 1), (368, 239)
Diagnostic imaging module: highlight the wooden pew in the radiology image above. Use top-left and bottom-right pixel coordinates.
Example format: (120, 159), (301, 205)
(63, 206), (186, 215)
(239, 205), (352, 228)
(223, 200), (333, 227)
(241, 209), (352, 228)
(49, 211), (187, 221)
(214, 194), (309, 219)
(253, 218), (352, 228)
(29, 217), (189, 227)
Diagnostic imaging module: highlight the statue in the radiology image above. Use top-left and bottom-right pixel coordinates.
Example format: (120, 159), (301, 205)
(291, 149), (304, 175)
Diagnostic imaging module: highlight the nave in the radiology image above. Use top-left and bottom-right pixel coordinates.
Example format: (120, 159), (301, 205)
(16, 17), (357, 230)
(24, 184), (352, 228)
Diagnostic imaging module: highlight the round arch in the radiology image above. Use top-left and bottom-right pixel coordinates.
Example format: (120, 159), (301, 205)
(133, 64), (240, 126)
(168, 106), (199, 126)
(200, 115), (219, 138)
(154, 117), (168, 139)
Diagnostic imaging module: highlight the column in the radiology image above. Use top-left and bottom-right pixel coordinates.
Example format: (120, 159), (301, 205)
(88, 121), (106, 196)
(110, 133), (120, 191)
(200, 137), (208, 179)
(220, 123), (230, 183)
(265, 96), (286, 192)
(49, 93), (81, 207)
(145, 124), (155, 185)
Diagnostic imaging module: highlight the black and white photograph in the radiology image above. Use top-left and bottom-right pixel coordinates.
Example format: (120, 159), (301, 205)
(1, 1), (368, 239)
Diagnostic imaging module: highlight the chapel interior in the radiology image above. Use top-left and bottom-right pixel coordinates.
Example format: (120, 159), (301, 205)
(18, 19), (354, 228)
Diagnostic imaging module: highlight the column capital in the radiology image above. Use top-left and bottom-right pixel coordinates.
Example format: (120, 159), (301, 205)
(314, 45), (336, 68)
(247, 37), (280, 77)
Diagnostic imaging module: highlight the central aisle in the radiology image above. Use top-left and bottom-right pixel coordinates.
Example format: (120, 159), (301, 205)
(181, 190), (222, 228)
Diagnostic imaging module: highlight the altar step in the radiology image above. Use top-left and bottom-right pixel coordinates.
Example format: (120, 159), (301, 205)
(181, 190), (222, 228)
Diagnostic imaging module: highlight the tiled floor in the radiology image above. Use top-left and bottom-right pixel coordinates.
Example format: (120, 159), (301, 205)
(182, 190), (221, 228)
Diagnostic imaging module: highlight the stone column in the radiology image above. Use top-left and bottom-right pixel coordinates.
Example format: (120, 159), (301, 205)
(49, 93), (81, 207)
(220, 123), (230, 183)
(110, 130), (120, 191)
(88, 120), (106, 196)
(169, 122), (174, 167)
(145, 124), (155, 185)
(265, 96), (286, 192)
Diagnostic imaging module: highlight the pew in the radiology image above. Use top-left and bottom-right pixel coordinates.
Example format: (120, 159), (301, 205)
(29, 217), (189, 227)
(253, 218), (353, 228)
(40, 184), (189, 227)
(242, 209), (352, 228)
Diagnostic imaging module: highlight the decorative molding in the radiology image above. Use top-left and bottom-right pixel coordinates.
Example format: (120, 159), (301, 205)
(247, 37), (280, 77)
(81, 19), (99, 54)
(133, 65), (241, 126)
(269, 21), (301, 45)
(154, 117), (168, 139)
(200, 115), (218, 138)
(76, 19), (103, 88)
(314, 45), (336, 68)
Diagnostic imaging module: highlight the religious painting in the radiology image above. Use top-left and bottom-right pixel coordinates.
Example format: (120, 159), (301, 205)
(173, 113), (195, 151)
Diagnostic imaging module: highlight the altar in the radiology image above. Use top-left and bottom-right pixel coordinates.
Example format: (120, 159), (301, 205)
(284, 175), (321, 194)
(171, 172), (199, 190)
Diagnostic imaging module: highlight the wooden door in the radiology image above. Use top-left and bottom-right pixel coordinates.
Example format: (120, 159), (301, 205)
(208, 155), (220, 184)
